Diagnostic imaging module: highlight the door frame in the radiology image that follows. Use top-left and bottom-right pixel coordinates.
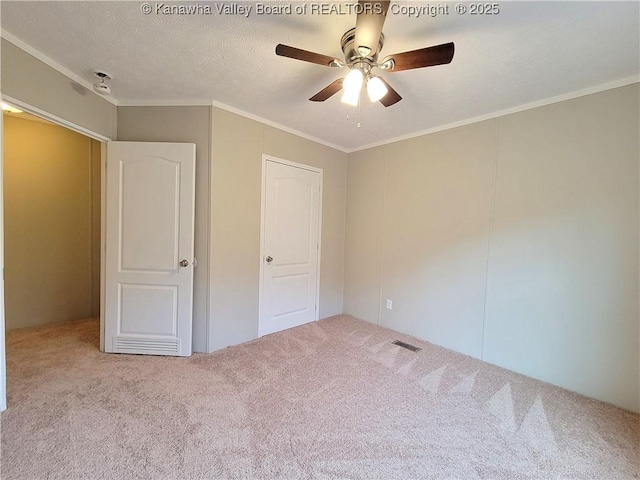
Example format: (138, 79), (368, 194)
(0, 95), (110, 411)
(3, 96), (109, 353)
(0, 92), (5, 411)
(258, 154), (323, 337)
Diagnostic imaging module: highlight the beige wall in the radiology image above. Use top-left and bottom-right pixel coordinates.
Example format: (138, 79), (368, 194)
(484, 85), (639, 412)
(386, 122), (495, 357)
(3, 115), (100, 329)
(344, 147), (385, 325)
(117, 106), (212, 353)
(1, 39), (116, 140)
(344, 84), (640, 412)
(210, 108), (347, 351)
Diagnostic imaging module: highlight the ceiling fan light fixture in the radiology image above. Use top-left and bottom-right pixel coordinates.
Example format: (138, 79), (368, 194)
(343, 68), (364, 93)
(276, 7), (454, 110)
(341, 88), (360, 107)
(341, 68), (364, 106)
(367, 76), (388, 103)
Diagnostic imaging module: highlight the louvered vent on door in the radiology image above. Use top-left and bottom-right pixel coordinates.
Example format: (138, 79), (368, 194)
(113, 336), (181, 356)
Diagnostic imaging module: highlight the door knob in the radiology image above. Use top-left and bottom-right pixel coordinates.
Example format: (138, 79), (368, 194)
(179, 259), (189, 267)
(266, 256), (273, 264)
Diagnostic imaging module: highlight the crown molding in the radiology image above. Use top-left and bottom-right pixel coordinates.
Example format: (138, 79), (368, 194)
(348, 75), (640, 153)
(117, 99), (214, 107)
(211, 100), (350, 153)
(1, 30), (119, 106)
(117, 98), (348, 152)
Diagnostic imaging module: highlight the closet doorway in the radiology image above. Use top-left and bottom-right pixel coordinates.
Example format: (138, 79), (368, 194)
(2, 106), (101, 335)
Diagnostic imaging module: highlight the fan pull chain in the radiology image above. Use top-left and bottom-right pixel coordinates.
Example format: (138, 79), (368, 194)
(345, 104), (362, 128)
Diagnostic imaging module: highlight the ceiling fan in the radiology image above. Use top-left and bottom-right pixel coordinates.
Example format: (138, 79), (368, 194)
(275, 1), (454, 107)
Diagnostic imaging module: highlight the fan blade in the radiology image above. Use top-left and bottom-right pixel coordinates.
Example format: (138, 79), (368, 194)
(276, 44), (340, 67)
(384, 42), (455, 71)
(354, 1), (390, 56)
(378, 78), (402, 107)
(309, 79), (344, 102)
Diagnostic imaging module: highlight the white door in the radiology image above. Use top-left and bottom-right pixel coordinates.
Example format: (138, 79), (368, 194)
(259, 158), (322, 337)
(105, 142), (195, 356)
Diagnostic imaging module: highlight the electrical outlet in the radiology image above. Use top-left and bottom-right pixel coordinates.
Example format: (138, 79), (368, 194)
(386, 299), (393, 310)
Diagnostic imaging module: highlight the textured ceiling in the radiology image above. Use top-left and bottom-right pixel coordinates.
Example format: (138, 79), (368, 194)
(1, 1), (638, 151)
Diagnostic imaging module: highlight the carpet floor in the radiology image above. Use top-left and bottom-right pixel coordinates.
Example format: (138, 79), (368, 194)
(0, 315), (638, 479)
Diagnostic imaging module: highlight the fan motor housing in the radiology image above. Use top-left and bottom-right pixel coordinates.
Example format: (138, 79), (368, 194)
(340, 27), (384, 64)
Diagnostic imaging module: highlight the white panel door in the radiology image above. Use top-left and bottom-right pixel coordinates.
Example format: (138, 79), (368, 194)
(105, 142), (195, 356)
(260, 159), (321, 337)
